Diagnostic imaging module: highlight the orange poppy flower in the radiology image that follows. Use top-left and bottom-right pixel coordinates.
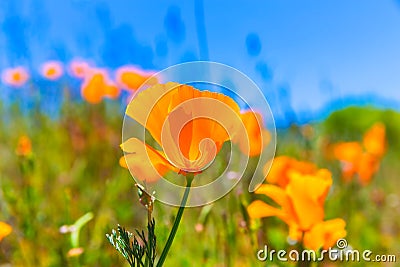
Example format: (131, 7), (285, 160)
(116, 66), (156, 91)
(303, 218), (347, 250)
(103, 83), (120, 99)
(237, 110), (271, 157)
(1, 67), (29, 87)
(68, 60), (90, 79)
(333, 123), (386, 184)
(121, 82), (244, 182)
(263, 156), (317, 188)
(357, 153), (380, 185)
(16, 135), (32, 156)
(333, 142), (363, 181)
(363, 122), (386, 157)
(40, 61), (63, 80)
(0, 222), (12, 242)
(81, 69), (120, 104)
(247, 169), (346, 249)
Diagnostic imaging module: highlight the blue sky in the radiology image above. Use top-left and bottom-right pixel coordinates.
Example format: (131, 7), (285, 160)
(1, 0), (400, 125)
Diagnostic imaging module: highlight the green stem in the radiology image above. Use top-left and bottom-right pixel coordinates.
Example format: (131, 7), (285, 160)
(156, 174), (193, 267)
(297, 242), (312, 267)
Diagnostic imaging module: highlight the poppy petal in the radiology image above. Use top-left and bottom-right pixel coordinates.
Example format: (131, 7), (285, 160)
(363, 123), (386, 157)
(255, 184), (290, 208)
(247, 200), (286, 219)
(333, 142), (363, 163)
(303, 219), (347, 250)
(286, 171), (332, 230)
(121, 138), (177, 182)
(0, 222), (12, 241)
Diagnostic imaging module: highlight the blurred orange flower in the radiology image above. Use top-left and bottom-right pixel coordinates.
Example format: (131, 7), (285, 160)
(263, 156), (317, 188)
(333, 123), (386, 184)
(81, 69), (120, 104)
(247, 169), (346, 250)
(40, 61), (63, 80)
(16, 135), (32, 156)
(67, 247), (84, 257)
(121, 82), (243, 182)
(333, 142), (363, 181)
(115, 66), (156, 91)
(0, 222), (12, 242)
(303, 219), (347, 250)
(357, 153), (381, 184)
(68, 60), (90, 79)
(363, 123), (386, 157)
(237, 110), (270, 157)
(1, 66), (29, 87)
